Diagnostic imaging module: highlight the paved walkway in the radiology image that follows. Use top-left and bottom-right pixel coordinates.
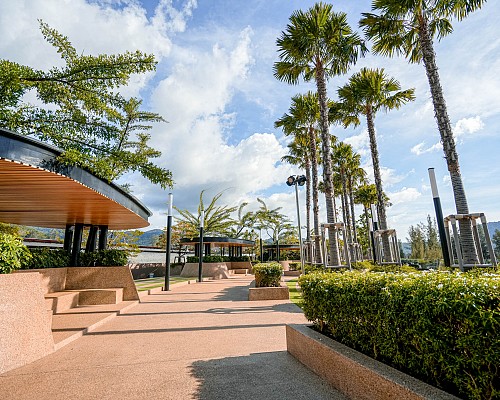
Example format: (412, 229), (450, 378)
(0, 276), (346, 400)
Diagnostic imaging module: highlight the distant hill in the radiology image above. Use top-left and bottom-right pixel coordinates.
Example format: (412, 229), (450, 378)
(137, 229), (163, 246)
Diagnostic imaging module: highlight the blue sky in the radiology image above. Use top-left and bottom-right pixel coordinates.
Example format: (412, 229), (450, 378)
(1, 0), (499, 240)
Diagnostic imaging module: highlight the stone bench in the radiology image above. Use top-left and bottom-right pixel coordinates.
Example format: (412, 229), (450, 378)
(44, 288), (124, 313)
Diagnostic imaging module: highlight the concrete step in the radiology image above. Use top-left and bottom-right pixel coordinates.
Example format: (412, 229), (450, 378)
(70, 288), (124, 305)
(44, 291), (80, 314)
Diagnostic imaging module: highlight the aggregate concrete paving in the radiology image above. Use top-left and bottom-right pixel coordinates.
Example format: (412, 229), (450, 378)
(0, 276), (346, 400)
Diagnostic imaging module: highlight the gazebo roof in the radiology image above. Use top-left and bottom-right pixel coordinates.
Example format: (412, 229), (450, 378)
(0, 128), (151, 230)
(180, 237), (255, 247)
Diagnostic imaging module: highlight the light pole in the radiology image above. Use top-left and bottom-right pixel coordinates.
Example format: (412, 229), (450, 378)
(198, 209), (204, 283)
(428, 168), (451, 267)
(286, 175), (307, 274)
(163, 193), (173, 291)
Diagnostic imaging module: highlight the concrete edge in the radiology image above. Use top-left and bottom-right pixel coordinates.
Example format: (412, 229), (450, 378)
(248, 285), (289, 301)
(137, 278), (214, 299)
(54, 301), (139, 351)
(286, 324), (460, 400)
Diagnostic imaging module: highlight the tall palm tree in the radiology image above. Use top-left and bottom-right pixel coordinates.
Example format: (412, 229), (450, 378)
(354, 183), (379, 259)
(359, 0), (485, 264)
(276, 92), (322, 263)
(274, 2), (366, 265)
(281, 137), (312, 261)
(338, 67), (415, 261)
(347, 163), (367, 245)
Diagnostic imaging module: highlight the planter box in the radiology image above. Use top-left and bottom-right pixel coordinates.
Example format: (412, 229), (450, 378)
(286, 324), (459, 400)
(248, 284), (289, 301)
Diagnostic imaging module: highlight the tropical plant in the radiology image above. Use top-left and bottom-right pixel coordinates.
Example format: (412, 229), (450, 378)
(0, 20), (172, 189)
(255, 198), (296, 247)
(276, 92), (322, 263)
(0, 233), (31, 274)
(225, 202), (257, 239)
(174, 190), (237, 237)
(359, 0), (486, 264)
(274, 2), (366, 266)
(354, 183), (379, 258)
(253, 262), (283, 287)
(338, 67), (415, 261)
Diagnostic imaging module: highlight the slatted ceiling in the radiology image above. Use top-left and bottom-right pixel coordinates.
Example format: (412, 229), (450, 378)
(0, 159), (149, 229)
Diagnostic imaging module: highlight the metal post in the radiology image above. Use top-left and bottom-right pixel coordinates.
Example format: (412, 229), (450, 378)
(294, 182), (305, 274)
(164, 193), (173, 291)
(371, 205), (379, 263)
(480, 214), (497, 265)
(198, 209), (204, 282)
(428, 168), (451, 267)
(259, 228), (263, 263)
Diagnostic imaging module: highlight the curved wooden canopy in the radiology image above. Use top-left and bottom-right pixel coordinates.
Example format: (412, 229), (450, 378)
(0, 129), (151, 230)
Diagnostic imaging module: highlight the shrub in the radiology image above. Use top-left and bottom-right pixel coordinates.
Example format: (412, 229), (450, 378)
(20, 248), (70, 269)
(299, 270), (500, 400)
(253, 262), (283, 287)
(304, 263), (327, 274)
(0, 233), (31, 274)
(79, 249), (128, 266)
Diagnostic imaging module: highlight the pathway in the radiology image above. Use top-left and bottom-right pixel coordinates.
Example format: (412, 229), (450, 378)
(0, 276), (346, 400)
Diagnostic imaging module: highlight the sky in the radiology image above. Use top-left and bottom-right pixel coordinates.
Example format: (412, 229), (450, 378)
(1, 0), (500, 241)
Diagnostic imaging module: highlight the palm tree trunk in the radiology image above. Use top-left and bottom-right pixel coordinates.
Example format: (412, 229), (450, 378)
(305, 156), (312, 263)
(316, 61), (340, 265)
(348, 177), (358, 244)
(364, 205), (372, 260)
(418, 14), (477, 265)
(308, 126), (322, 264)
(366, 105), (393, 262)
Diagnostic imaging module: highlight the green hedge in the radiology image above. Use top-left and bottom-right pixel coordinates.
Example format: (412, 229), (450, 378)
(0, 233), (31, 274)
(253, 262), (283, 287)
(79, 249), (128, 266)
(299, 271), (500, 399)
(20, 248), (70, 269)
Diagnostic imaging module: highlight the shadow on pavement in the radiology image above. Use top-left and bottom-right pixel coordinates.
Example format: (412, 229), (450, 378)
(188, 351), (346, 400)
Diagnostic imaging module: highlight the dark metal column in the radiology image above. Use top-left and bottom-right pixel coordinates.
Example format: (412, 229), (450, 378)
(64, 224), (74, 251)
(164, 193), (173, 291)
(70, 223), (84, 266)
(86, 226), (98, 252)
(98, 226), (108, 250)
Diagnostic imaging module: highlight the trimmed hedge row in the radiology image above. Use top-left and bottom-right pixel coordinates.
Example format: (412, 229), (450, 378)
(186, 255), (250, 263)
(298, 271), (500, 400)
(253, 262), (283, 287)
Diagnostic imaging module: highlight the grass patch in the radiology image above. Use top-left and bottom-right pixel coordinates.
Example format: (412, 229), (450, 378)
(285, 278), (302, 308)
(134, 276), (192, 291)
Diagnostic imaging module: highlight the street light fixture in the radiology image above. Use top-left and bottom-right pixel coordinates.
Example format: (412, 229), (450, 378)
(163, 193), (173, 291)
(286, 175), (306, 274)
(198, 209), (204, 283)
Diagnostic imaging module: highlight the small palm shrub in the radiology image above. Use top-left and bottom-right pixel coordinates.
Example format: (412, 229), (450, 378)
(253, 262), (283, 287)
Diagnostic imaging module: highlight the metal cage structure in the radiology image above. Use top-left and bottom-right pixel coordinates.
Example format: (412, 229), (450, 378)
(320, 222), (351, 269)
(444, 213), (497, 271)
(373, 229), (402, 266)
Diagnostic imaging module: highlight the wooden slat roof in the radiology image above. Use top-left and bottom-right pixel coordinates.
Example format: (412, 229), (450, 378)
(0, 129), (151, 230)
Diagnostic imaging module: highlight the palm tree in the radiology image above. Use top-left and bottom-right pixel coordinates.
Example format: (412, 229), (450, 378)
(359, 0), (485, 264)
(274, 2), (366, 265)
(338, 67), (415, 261)
(347, 163), (367, 245)
(174, 190), (237, 237)
(354, 183), (378, 259)
(276, 92), (322, 263)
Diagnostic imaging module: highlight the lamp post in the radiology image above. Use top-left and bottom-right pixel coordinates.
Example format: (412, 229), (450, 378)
(198, 209), (204, 283)
(163, 193), (173, 291)
(286, 175), (307, 274)
(428, 168), (451, 267)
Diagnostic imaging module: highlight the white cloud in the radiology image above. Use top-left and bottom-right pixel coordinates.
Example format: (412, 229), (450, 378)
(453, 116), (485, 139)
(344, 129), (370, 157)
(388, 187), (422, 205)
(410, 141), (442, 156)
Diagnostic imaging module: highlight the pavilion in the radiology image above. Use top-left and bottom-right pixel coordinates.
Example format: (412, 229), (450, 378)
(0, 127), (151, 265)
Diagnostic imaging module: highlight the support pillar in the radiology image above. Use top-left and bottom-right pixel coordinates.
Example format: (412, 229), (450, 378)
(70, 223), (84, 266)
(86, 226), (98, 253)
(63, 225), (74, 251)
(98, 226), (108, 250)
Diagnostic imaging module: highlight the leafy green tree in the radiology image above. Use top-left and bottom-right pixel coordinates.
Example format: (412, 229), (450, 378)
(338, 67), (415, 261)
(174, 190), (237, 237)
(274, 2), (366, 266)
(359, 0), (485, 264)
(0, 20), (172, 189)
(225, 202), (257, 239)
(0, 232), (31, 274)
(255, 198), (296, 246)
(492, 230), (500, 261)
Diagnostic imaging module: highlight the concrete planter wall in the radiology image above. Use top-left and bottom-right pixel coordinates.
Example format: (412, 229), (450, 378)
(286, 324), (459, 400)
(0, 273), (55, 375)
(180, 262), (230, 279)
(248, 284), (289, 301)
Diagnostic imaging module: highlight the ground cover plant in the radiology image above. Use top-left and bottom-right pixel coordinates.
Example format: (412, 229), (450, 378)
(0, 233), (31, 274)
(253, 262), (283, 287)
(299, 270), (500, 399)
